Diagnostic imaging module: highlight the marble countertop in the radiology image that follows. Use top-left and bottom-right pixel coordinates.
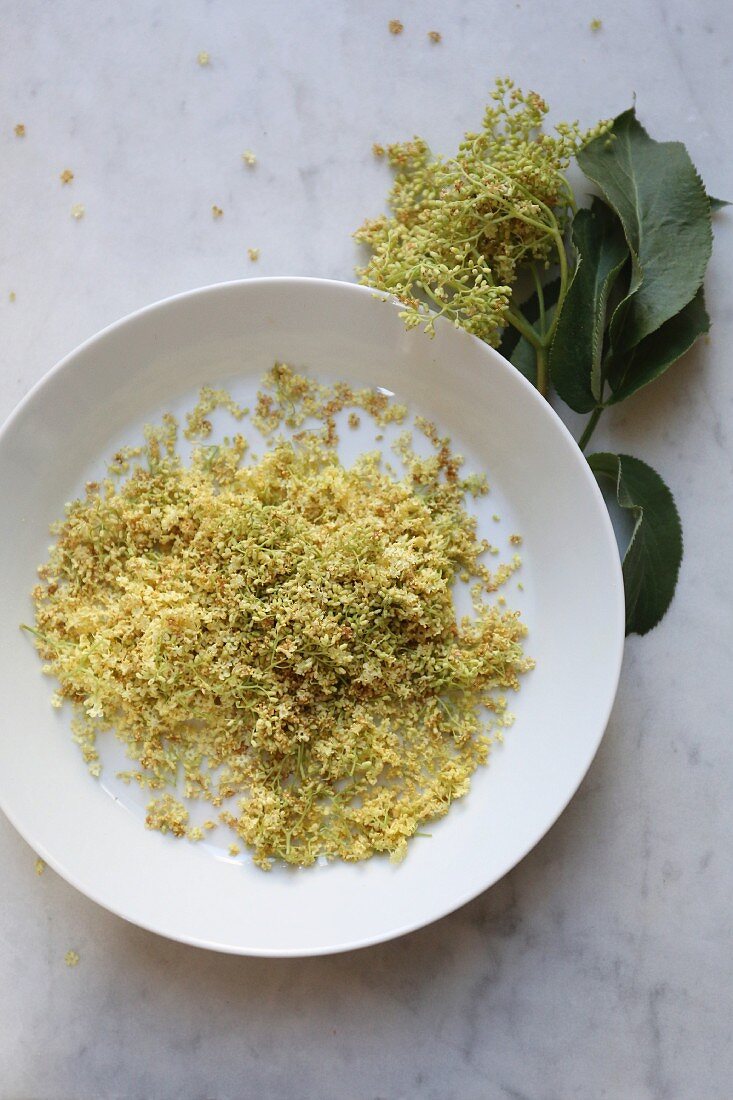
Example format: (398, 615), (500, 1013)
(1, 1), (731, 1097)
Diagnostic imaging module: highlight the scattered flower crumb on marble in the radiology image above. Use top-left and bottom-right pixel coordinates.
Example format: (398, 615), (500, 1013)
(14, 123), (25, 137)
(64, 950), (80, 968)
(34, 858), (45, 875)
(60, 169), (74, 184)
(197, 50), (210, 66)
(212, 205), (223, 219)
(71, 203), (85, 219)
(9, 291), (16, 303)
(590, 18), (603, 31)
(242, 150), (257, 167)
(247, 247), (260, 261)
(428, 31), (442, 43)
(388, 19), (403, 35)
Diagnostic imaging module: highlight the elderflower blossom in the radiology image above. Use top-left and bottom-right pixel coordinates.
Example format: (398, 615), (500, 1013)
(355, 77), (609, 345)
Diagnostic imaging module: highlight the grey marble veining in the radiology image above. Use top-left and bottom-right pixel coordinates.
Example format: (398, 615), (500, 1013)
(1, 1), (732, 1097)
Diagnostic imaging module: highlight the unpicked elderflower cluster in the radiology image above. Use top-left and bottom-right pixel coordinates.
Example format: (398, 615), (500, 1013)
(28, 365), (532, 870)
(355, 77), (609, 344)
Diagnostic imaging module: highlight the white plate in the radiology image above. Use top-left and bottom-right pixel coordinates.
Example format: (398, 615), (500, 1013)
(0, 278), (624, 956)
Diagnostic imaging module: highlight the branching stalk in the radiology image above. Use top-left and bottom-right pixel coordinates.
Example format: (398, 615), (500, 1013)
(505, 308), (543, 350)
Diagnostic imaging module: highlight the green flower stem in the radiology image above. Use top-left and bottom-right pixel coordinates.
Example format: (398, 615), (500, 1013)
(531, 265), (546, 336)
(535, 344), (549, 396)
(548, 227), (568, 335)
(578, 406), (604, 452)
(505, 308), (543, 350)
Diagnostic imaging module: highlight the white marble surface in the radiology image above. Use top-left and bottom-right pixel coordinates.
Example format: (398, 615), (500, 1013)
(1, 1), (731, 1097)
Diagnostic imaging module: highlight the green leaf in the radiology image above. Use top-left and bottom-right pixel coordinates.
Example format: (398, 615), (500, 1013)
(549, 199), (628, 412)
(587, 452), (683, 635)
(606, 286), (709, 403)
(708, 195), (730, 213)
(504, 329), (541, 385)
(578, 109), (712, 353)
(498, 278), (561, 386)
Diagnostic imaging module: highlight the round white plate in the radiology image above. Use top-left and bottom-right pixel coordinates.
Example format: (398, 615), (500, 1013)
(0, 278), (624, 956)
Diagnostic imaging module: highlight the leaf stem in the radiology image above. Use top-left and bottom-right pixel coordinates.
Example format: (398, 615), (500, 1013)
(578, 406), (604, 452)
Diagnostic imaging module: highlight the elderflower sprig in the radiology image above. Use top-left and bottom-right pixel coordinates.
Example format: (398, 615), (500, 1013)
(357, 80), (725, 637)
(355, 78), (609, 393)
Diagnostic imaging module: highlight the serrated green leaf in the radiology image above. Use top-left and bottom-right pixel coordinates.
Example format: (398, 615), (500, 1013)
(578, 109), (712, 353)
(708, 195), (730, 213)
(549, 199), (628, 412)
(498, 277), (561, 385)
(606, 286), (709, 403)
(504, 330), (540, 385)
(587, 452), (682, 635)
